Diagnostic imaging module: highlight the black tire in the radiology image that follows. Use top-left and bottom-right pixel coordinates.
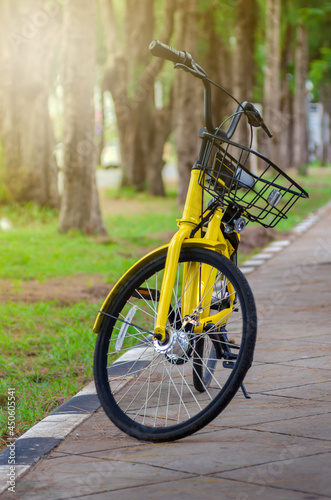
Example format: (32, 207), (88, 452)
(94, 247), (257, 442)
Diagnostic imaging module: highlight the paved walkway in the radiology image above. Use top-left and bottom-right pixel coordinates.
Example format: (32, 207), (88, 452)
(1, 204), (331, 500)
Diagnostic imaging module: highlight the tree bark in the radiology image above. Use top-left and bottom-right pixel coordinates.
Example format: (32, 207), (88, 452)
(233, 0), (257, 147)
(199, 9), (234, 129)
(173, 0), (201, 204)
(293, 21), (309, 170)
(278, 19), (294, 169)
(263, 0), (281, 163)
(0, 0), (59, 206)
(59, 0), (106, 234)
(320, 85), (331, 165)
(100, 0), (176, 195)
(147, 96), (174, 196)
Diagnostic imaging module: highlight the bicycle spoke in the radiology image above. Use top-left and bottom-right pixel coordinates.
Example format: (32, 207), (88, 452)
(95, 248), (256, 441)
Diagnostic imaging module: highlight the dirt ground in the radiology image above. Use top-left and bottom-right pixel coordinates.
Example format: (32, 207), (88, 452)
(0, 231), (278, 306)
(0, 274), (111, 305)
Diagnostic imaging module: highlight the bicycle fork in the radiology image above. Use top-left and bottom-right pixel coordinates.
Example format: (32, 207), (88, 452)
(153, 171), (234, 342)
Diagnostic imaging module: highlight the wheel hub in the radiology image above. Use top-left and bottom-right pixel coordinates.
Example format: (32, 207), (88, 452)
(153, 328), (190, 361)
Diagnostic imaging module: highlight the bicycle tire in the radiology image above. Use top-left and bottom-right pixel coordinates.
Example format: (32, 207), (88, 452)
(94, 247), (257, 442)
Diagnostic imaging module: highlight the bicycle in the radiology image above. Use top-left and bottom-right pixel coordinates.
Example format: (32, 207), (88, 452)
(93, 40), (309, 442)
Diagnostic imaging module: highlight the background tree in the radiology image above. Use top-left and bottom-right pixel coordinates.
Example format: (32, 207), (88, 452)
(198, 2), (235, 134)
(99, 0), (176, 195)
(1, 0), (331, 216)
(277, 0), (295, 169)
(59, 0), (106, 234)
(263, 0), (281, 162)
(173, 0), (201, 204)
(233, 0), (258, 147)
(293, 19), (309, 170)
(0, 0), (59, 206)
(305, 2), (331, 165)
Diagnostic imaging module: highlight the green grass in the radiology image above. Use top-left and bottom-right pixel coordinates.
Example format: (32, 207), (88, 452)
(0, 167), (330, 449)
(0, 301), (97, 447)
(0, 200), (181, 281)
(0, 196), (181, 449)
(274, 167), (331, 232)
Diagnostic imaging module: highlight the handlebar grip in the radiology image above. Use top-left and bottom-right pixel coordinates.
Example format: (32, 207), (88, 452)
(149, 40), (187, 64)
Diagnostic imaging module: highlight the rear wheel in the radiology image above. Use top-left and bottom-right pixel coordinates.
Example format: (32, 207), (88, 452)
(94, 247), (257, 442)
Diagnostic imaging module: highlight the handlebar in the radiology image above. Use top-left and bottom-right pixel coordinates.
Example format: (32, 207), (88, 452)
(149, 40), (273, 141)
(149, 40), (192, 66)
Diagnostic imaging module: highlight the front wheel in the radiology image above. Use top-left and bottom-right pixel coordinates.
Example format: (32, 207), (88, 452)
(94, 247), (257, 442)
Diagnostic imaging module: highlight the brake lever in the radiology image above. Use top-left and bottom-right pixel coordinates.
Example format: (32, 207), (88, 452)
(174, 63), (190, 73)
(174, 62), (207, 80)
(260, 122), (273, 138)
(244, 103), (273, 138)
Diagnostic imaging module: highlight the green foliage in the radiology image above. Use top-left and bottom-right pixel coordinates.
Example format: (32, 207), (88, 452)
(209, 0), (236, 42)
(309, 48), (331, 99)
(251, 0), (331, 103)
(300, 1), (331, 97)
(299, 4), (331, 24)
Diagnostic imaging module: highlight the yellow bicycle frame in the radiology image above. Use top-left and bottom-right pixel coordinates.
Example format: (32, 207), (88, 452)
(93, 167), (238, 339)
(153, 169), (236, 341)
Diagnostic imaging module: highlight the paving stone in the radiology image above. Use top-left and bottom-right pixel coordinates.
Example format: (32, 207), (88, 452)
(252, 338), (331, 364)
(73, 476), (331, 500)
(245, 412), (331, 442)
(241, 259), (266, 266)
(208, 394), (331, 429)
(82, 427), (331, 476)
(218, 452), (331, 498)
(249, 252), (273, 260)
(284, 355), (331, 371)
(240, 266), (255, 275)
(260, 380), (331, 402)
(245, 363), (331, 394)
(1, 456), (194, 500)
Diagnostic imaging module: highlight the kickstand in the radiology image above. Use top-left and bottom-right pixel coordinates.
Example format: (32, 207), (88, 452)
(222, 359), (251, 399)
(241, 383), (251, 399)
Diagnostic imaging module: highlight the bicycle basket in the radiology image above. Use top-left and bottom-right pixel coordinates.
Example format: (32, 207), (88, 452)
(197, 131), (309, 228)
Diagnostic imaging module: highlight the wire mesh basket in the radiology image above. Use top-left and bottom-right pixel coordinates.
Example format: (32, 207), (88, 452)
(197, 131), (309, 228)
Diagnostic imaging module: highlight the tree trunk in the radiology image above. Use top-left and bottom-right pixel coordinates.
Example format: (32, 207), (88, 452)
(293, 21), (309, 170)
(233, 0), (257, 147)
(263, 0), (281, 163)
(199, 9), (234, 129)
(59, 0), (106, 234)
(173, 0), (201, 204)
(147, 99), (173, 196)
(320, 85), (331, 165)
(278, 19), (294, 169)
(0, 0), (59, 207)
(100, 0), (176, 196)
